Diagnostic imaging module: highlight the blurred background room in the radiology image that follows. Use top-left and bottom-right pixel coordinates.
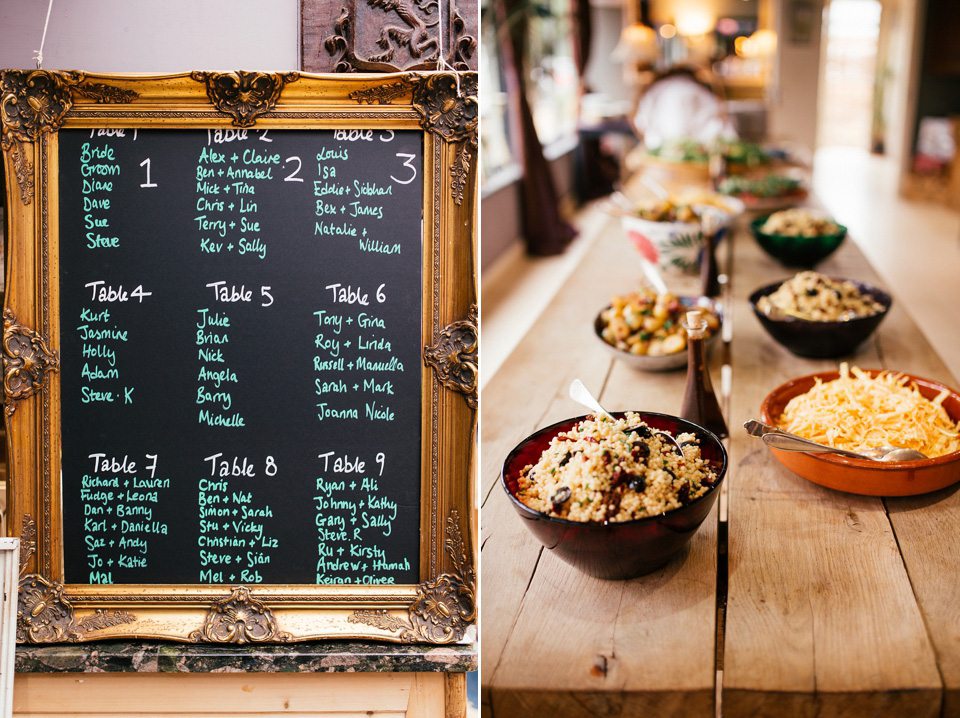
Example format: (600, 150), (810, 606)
(481, 0), (960, 384)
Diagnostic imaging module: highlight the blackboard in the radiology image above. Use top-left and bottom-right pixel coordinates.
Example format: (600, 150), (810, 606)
(58, 127), (423, 586)
(4, 70), (476, 644)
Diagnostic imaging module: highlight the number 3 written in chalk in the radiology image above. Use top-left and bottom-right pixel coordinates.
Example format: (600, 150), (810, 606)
(391, 153), (417, 185)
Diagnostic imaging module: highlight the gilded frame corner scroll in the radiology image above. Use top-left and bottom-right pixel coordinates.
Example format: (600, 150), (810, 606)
(350, 72), (477, 207)
(0, 70), (138, 204)
(1, 70), (477, 644)
(2, 309), (60, 417)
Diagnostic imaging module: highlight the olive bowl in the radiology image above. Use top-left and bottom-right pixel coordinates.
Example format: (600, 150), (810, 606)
(749, 279), (892, 359)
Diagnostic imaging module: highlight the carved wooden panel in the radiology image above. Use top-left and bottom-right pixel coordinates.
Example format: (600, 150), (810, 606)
(301, 0), (478, 73)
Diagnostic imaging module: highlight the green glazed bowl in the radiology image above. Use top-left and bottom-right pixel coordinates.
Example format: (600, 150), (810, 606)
(750, 215), (847, 267)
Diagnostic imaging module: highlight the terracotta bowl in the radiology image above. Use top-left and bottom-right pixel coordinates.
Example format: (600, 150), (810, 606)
(500, 412), (728, 580)
(731, 191), (809, 214)
(593, 296), (723, 372)
(760, 369), (960, 496)
(749, 279), (892, 359)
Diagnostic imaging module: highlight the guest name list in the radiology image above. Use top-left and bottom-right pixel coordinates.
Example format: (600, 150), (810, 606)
(60, 128), (423, 586)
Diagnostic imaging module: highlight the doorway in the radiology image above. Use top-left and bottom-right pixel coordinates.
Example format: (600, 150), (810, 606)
(817, 0), (883, 150)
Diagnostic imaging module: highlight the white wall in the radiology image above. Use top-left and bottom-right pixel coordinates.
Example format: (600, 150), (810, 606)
(0, 0), (299, 72)
(880, 0), (922, 169)
(769, 0), (824, 151)
(887, 0), (925, 180)
(584, 5), (634, 104)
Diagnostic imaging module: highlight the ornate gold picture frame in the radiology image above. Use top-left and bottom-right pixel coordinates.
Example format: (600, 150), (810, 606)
(0, 70), (477, 644)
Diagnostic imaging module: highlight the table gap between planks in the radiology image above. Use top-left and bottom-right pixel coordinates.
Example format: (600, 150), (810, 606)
(480, 195), (960, 717)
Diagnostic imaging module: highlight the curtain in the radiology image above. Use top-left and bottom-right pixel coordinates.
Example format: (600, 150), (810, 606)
(495, 0), (577, 256)
(571, 0), (591, 83)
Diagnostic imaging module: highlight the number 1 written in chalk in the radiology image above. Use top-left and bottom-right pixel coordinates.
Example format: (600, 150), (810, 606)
(140, 158), (158, 188)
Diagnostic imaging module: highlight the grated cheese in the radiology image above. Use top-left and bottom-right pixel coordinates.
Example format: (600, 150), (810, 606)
(778, 363), (960, 458)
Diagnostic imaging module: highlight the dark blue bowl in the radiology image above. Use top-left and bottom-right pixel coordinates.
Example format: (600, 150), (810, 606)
(750, 215), (847, 267)
(500, 412), (727, 580)
(749, 279), (892, 359)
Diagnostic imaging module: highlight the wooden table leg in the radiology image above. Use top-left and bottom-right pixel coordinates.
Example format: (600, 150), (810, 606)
(445, 672), (467, 718)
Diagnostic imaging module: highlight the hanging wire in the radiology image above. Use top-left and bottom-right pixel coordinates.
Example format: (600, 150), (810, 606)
(34, 0), (55, 69)
(434, 0), (462, 96)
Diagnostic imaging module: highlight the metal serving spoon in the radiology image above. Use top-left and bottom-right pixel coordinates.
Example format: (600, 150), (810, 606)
(568, 379), (684, 454)
(638, 256), (669, 295)
(743, 419), (928, 461)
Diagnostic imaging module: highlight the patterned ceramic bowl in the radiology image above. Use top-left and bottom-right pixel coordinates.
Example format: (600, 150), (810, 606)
(621, 196), (743, 274)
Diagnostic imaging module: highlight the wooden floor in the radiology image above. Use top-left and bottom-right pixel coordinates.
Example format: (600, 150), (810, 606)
(482, 146), (960, 388)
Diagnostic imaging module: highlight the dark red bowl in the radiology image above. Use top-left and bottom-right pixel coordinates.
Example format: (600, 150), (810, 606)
(500, 412), (728, 580)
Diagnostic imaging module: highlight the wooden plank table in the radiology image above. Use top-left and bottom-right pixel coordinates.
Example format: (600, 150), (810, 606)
(480, 201), (960, 717)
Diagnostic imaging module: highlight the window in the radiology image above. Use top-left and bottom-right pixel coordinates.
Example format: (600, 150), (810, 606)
(480, 0), (579, 185)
